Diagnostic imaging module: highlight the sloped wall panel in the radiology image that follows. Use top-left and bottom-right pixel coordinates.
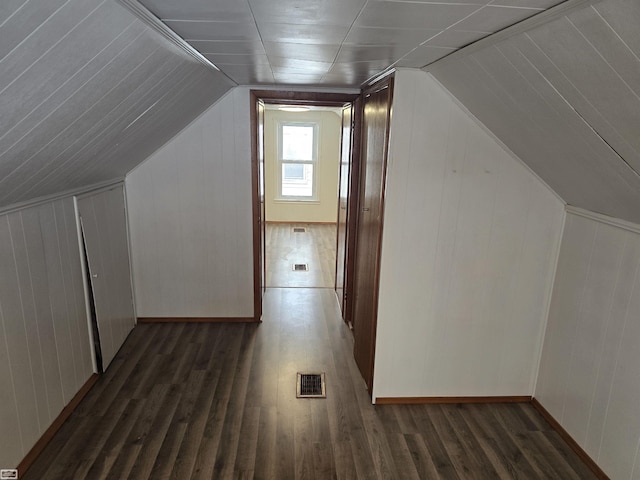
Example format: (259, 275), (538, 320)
(0, 0), (235, 209)
(429, 0), (640, 224)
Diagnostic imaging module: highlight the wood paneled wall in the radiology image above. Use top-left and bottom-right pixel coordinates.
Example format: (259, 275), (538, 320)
(372, 70), (565, 399)
(0, 197), (93, 468)
(126, 88), (254, 318)
(536, 209), (640, 479)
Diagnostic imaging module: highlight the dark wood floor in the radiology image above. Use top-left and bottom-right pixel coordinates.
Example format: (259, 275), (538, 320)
(24, 288), (597, 479)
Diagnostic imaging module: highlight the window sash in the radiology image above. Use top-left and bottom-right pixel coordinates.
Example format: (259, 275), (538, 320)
(277, 121), (318, 200)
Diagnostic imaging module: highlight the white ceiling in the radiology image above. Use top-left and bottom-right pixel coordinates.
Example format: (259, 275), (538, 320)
(429, 0), (640, 224)
(4, 0), (640, 228)
(138, 0), (565, 86)
(0, 0), (234, 209)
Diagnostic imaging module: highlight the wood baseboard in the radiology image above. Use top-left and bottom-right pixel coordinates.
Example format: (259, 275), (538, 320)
(530, 398), (609, 479)
(374, 395), (532, 405)
(137, 317), (257, 323)
(17, 373), (99, 476)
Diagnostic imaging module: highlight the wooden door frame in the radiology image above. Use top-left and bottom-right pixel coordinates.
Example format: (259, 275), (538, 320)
(335, 97), (363, 326)
(250, 90), (359, 322)
(353, 75), (395, 393)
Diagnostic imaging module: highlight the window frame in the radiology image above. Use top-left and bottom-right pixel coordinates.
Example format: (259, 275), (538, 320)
(276, 121), (319, 202)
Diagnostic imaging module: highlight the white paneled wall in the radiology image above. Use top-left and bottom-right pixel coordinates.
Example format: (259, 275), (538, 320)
(0, 197), (93, 468)
(126, 87), (254, 318)
(536, 209), (640, 480)
(372, 70), (565, 399)
(78, 186), (135, 369)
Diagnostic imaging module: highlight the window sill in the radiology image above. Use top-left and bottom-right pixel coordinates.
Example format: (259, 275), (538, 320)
(274, 198), (320, 204)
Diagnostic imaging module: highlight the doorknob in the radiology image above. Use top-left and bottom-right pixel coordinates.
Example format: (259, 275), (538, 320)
(362, 207), (370, 212)
(92, 273), (99, 278)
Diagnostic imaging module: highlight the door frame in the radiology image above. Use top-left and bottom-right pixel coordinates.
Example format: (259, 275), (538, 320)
(351, 75), (394, 393)
(335, 98), (363, 326)
(250, 90), (359, 321)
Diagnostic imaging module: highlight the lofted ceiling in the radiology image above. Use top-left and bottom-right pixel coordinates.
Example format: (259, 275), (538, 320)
(137, 0), (566, 86)
(0, 0), (234, 210)
(3, 0), (640, 227)
(429, 0), (640, 224)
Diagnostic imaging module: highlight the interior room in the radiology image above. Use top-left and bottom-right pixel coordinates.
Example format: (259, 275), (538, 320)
(263, 104), (341, 289)
(0, 0), (638, 478)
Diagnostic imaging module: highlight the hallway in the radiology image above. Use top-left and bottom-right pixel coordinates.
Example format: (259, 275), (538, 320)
(266, 223), (337, 288)
(23, 287), (596, 479)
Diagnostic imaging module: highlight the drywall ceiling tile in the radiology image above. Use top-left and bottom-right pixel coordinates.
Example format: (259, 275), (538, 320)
(249, 0), (366, 26)
(257, 23), (349, 45)
(262, 42), (341, 63)
(355, 2), (480, 30)
(344, 26), (441, 46)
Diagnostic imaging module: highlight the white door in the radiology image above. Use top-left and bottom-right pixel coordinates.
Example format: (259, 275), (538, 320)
(77, 185), (135, 369)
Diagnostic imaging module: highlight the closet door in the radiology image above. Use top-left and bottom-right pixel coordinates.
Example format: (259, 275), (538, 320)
(77, 185), (135, 369)
(352, 78), (393, 393)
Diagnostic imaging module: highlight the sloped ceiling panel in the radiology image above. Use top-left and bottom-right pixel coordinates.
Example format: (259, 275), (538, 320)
(429, 0), (640, 224)
(0, 0), (235, 209)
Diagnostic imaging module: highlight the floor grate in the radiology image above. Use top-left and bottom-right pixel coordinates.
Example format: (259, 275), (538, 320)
(292, 263), (309, 271)
(292, 227), (306, 233)
(297, 373), (326, 398)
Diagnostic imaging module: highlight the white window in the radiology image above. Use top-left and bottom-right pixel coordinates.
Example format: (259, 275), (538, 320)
(278, 122), (318, 200)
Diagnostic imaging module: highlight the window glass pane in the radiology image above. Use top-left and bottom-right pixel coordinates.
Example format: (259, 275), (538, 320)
(283, 163), (305, 180)
(282, 164), (313, 197)
(282, 125), (313, 161)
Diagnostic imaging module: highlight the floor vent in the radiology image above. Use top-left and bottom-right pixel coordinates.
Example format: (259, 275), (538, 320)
(292, 227), (306, 233)
(292, 263), (308, 271)
(297, 373), (326, 398)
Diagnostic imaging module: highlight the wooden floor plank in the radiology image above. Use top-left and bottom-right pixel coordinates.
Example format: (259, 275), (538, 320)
(464, 403), (540, 479)
(266, 223), (337, 288)
(404, 432), (448, 479)
(23, 288), (599, 480)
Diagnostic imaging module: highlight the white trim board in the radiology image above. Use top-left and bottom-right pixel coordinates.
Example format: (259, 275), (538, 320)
(566, 205), (640, 235)
(117, 0), (237, 85)
(0, 178), (125, 216)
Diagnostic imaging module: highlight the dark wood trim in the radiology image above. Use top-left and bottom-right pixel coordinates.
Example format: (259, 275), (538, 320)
(17, 373), (100, 476)
(249, 90), (357, 106)
(531, 398), (610, 479)
(342, 96), (363, 327)
(250, 90), (262, 322)
(137, 317), (257, 323)
(265, 221), (337, 225)
(250, 89), (360, 325)
(375, 395), (532, 405)
(359, 74), (395, 393)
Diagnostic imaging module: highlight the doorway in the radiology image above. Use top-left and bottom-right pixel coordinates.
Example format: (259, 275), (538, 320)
(263, 104), (342, 289)
(250, 91), (360, 322)
(250, 84), (392, 396)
